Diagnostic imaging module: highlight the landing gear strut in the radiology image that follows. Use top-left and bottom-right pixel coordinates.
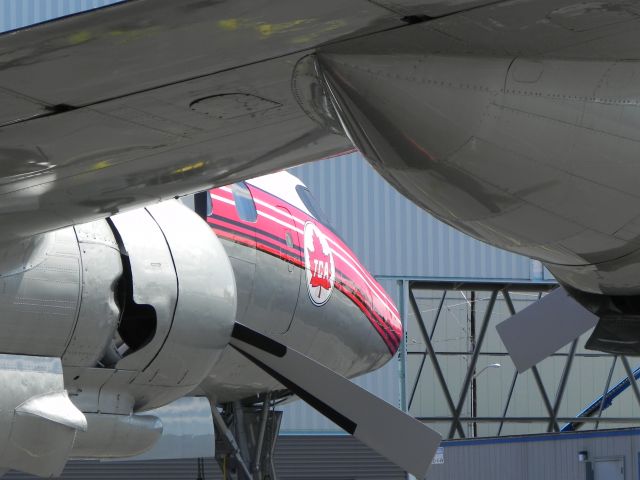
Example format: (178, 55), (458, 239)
(210, 394), (282, 480)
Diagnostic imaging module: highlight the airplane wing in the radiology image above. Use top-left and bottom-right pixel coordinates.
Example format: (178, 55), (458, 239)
(0, 0), (507, 243)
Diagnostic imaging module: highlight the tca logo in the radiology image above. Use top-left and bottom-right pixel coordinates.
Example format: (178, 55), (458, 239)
(303, 222), (335, 306)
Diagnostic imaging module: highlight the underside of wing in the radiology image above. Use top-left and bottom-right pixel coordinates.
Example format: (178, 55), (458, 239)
(0, 0), (510, 241)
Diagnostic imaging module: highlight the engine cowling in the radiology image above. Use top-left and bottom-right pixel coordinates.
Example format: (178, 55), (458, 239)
(99, 200), (237, 411)
(0, 200), (236, 474)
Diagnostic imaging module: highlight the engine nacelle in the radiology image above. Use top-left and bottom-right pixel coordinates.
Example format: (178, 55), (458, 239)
(104, 200), (237, 410)
(70, 413), (163, 459)
(0, 200), (236, 412)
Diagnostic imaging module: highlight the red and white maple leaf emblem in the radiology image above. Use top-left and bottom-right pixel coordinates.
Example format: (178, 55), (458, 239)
(308, 228), (331, 291)
(304, 222), (335, 306)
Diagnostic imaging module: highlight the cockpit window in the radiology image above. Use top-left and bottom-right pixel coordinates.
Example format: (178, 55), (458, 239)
(296, 185), (333, 227)
(232, 182), (258, 222)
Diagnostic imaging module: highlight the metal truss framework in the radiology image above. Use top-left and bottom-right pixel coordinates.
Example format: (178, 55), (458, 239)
(398, 279), (640, 440)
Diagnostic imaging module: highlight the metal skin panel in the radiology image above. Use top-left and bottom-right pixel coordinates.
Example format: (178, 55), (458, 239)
(65, 367), (128, 414)
(203, 247), (391, 402)
(0, 355), (86, 477)
(246, 204), (301, 336)
(5, 1), (640, 300)
(0, 0), (401, 243)
(62, 220), (123, 367)
(0, 50), (350, 243)
(135, 201), (236, 410)
(313, 16), (640, 296)
(62, 201), (236, 416)
(0, 227), (81, 356)
(71, 413), (163, 459)
(0, 0), (511, 246)
(110, 207), (178, 373)
(0, 233), (52, 277)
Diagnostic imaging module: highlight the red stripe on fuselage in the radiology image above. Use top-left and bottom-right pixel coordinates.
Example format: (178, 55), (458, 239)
(209, 184), (402, 353)
(246, 185), (400, 324)
(213, 227), (399, 353)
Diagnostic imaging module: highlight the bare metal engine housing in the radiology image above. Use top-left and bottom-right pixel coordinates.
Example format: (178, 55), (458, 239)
(105, 200), (237, 410)
(0, 200), (236, 469)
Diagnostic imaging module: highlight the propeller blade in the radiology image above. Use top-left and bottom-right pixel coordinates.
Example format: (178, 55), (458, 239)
(229, 323), (441, 479)
(496, 287), (598, 373)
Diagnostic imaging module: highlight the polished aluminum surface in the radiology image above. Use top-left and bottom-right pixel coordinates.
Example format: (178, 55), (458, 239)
(0, 227), (81, 356)
(63, 220), (123, 367)
(105, 201), (237, 411)
(312, 2), (640, 296)
(0, 354), (86, 477)
(0, 0), (399, 241)
(110, 206), (179, 373)
(132, 397), (215, 461)
(203, 244), (392, 402)
(138, 201), (236, 409)
(71, 413), (163, 459)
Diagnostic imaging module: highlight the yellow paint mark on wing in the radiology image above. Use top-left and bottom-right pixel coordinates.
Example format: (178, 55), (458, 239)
(292, 19), (348, 44)
(218, 18), (239, 31)
(67, 30), (93, 45)
(172, 161), (205, 175)
(91, 160), (111, 171)
(109, 26), (162, 44)
(257, 19), (311, 37)
(217, 18), (314, 38)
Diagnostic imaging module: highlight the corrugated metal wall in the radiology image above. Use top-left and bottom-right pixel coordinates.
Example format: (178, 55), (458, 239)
(3, 437), (405, 480)
(0, 0), (123, 32)
(6, 429), (639, 480)
(429, 428), (640, 480)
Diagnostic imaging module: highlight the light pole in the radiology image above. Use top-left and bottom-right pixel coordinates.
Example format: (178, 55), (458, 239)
(474, 363), (502, 379)
(471, 363), (501, 437)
